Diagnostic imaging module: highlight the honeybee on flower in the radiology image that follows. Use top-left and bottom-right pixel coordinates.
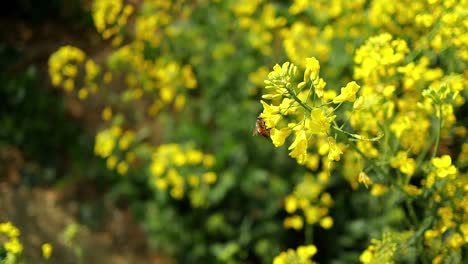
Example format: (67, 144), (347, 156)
(253, 116), (270, 137)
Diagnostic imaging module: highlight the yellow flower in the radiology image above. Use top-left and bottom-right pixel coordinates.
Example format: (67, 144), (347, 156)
(111, 126), (122, 136)
(167, 169), (183, 186)
(359, 249), (373, 263)
(63, 64), (78, 77)
(289, 130), (308, 164)
(182, 65), (197, 89)
(188, 175), (200, 187)
(119, 131), (135, 150)
(260, 101), (282, 128)
(172, 152), (186, 166)
(431, 155), (457, 177)
(160, 87), (175, 103)
(4, 237), (23, 255)
(102, 107), (112, 121)
(305, 154), (320, 171)
(85, 59), (100, 80)
(273, 244), (317, 264)
(63, 79), (75, 92)
(284, 195), (298, 213)
(117, 161), (128, 175)
(150, 162), (165, 177)
(390, 151), (417, 176)
(320, 192), (333, 206)
(174, 95), (186, 111)
(170, 187), (184, 199)
(270, 127), (292, 147)
(283, 215), (304, 230)
(186, 150), (203, 164)
(155, 178), (168, 190)
(460, 223), (468, 242)
(333, 81), (360, 103)
(297, 244), (317, 258)
(400, 157), (416, 176)
(448, 233), (464, 249)
(273, 254), (286, 264)
(94, 130), (115, 158)
(0, 222), (20, 237)
(42, 243), (53, 259)
(203, 154), (216, 168)
(202, 172), (217, 184)
(327, 137), (343, 161)
(320, 216), (333, 229)
(304, 206), (320, 224)
(358, 171), (372, 188)
(404, 184), (422, 196)
(308, 108), (335, 135)
(370, 184), (388, 196)
(106, 155), (118, 170)
(304, 57), (320, 81)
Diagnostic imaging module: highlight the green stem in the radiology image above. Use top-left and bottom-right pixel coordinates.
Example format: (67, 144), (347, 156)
(305, 224), (314, 245)
(407, 216), (434, 246)
(406, 199), (419, 226)
(305, 82), (315, 105)
(287, 87), (312, 112)
(432, 104), (443, 158)
(333, 102), (343, 112)
(332, 125), (383, 142)
(333, 124), (388, 179)
(405, 20), (440, 63)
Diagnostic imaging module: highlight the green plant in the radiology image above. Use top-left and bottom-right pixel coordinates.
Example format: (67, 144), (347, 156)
(48, 0), (468, 263)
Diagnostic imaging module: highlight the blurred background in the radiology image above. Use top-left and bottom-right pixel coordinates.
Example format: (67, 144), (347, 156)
(0, 1), (299, 263)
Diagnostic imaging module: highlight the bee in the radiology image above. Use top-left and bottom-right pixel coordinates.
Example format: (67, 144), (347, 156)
(253, 116), (270, 137)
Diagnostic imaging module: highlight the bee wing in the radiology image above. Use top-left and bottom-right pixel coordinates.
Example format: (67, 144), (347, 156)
(252, 125), (258, 136)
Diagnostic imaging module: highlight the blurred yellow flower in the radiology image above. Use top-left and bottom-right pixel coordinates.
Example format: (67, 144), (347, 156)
(42, 243), (53, 259)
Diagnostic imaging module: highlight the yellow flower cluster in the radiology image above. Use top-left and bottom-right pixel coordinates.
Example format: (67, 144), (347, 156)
(261, 57), (359, 166)
(231, 1), (286, 55)
(273, 244), (317, 264)
(48, 45), (102, 99)
(422, 171), (468, 259)
(359, 231), (412, 264)
(149, 144), (216, 207)
(110, 44), (197, 115)
(94, 126), (136, 175)
(369, 0), (468, 59)
(51, 0), (199, 121)
(281, 21), (332, 66)
(350, 31), (465, 164)
(48, 46), (85, 92)
(0, 222), (23, 256)
(422, 74), (466, 129)
(92, 0), (134, 46)
(286, 0), (368, 67)
(1, 222), (54, 261)
(50, 1), (204, 208)
(290, 0), (366, 23)
(263, 21), (466, 261)
(134, 0), (191, 47)
(283, 173), (333, 231)
(354, 33), (409, 85)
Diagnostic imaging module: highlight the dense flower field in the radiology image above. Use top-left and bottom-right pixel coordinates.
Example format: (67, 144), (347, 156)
(3, 0), (466, 263)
